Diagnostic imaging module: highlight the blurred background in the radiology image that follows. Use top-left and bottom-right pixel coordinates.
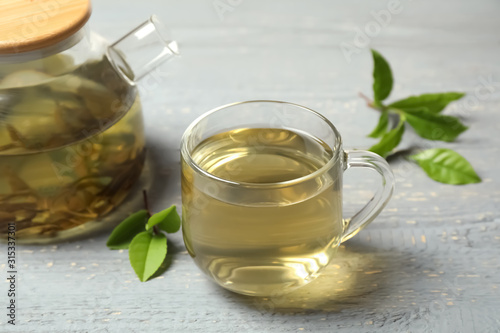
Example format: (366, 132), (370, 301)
(92, 0), (500, 151)
(88, 0), (500, 217)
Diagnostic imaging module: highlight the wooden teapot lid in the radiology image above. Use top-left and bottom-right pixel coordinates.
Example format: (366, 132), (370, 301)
(0, 0), (92, 54)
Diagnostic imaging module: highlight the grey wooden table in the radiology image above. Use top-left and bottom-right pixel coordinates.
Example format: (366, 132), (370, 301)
(2, 0), (500, 332)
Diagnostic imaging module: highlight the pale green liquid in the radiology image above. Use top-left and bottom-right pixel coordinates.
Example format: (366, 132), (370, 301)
(0, 56), (145, 241)
(182, 128), (343, 296)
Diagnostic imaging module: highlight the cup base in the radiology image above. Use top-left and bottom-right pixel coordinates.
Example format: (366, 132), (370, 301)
(206, 258), (325, 297)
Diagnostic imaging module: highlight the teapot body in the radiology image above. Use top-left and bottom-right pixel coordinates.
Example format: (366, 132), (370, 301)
(0, 28), (146, 243)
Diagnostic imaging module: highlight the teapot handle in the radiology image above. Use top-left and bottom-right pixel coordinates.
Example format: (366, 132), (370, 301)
(108, 15), (179, 82)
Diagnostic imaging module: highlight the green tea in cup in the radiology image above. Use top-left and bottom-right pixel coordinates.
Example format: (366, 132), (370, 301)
(181, 101), (394, 296)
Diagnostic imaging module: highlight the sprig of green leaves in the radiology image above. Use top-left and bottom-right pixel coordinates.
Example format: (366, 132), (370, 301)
(364, 49), (481, 185)
(106, 191), (181, 282)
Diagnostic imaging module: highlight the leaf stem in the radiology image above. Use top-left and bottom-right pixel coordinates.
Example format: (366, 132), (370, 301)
(142, 190), (152, 218)
(359, 92), (374, 107)
(153, 225), (160, 236)
(359, 92), (388, 112)
(389, 107), (405, 116)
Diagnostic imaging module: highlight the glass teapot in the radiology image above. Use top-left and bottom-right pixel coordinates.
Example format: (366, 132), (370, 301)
(0, 1), (179, 243)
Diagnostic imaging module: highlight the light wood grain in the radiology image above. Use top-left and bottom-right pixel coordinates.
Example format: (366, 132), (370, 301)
(0, 0), (91, 54)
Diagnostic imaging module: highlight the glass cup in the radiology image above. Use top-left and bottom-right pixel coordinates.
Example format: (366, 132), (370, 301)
(180, 100), (395, 296)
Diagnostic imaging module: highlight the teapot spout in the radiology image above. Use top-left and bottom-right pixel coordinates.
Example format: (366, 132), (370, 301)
(107, 15), (179, 82)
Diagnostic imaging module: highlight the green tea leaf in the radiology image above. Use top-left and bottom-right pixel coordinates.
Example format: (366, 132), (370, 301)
(129, 231), (167, 282)
(400, 107), (468, 142)
(106, 210), (148, 250)
(389, 92), (465, 113)
(146, 205), (181, 233)
(369, 120), (405, 157)
(371, 49), (393, 102)
(368, 110), (390, 138)
(410, 148), (481, 185)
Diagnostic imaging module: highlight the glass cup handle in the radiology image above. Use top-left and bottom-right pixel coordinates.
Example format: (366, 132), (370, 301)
(341, 150), (395, 242)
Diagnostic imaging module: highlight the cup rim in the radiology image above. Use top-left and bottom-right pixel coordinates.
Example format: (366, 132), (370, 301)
(180, 100), (343, 188)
